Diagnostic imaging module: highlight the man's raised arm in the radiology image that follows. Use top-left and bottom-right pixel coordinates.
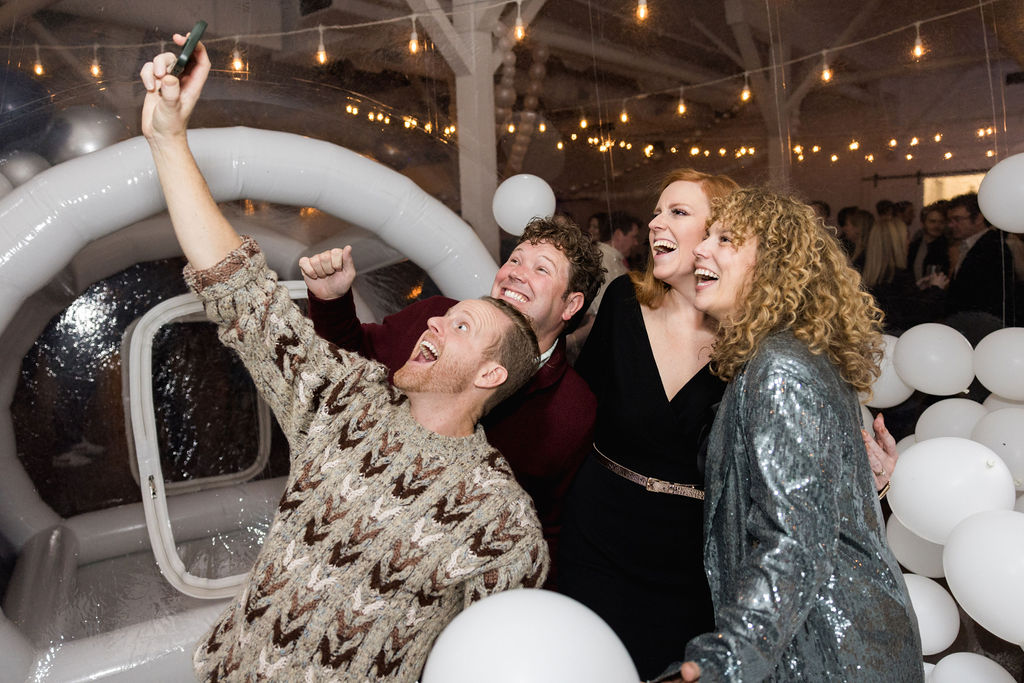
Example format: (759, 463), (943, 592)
(139, 34), (241, 268)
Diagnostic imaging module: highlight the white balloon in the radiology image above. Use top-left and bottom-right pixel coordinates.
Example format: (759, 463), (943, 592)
(978, 152), (1024, 234)
(943, 510), (1024, 645)
(984, 392), (1024, 411)
(971, 409), (1024, 490)
(421, 589), (639, 683)
(974, 328), (1024, 400)
(902, 574), (960, 655)
(893, 324), (974, 396)
(861, 404), (875, 435)
(923, 661), (935, 677)
(888, 437), (1016, 543)
(930, 652), (1015, 683)
(915, 398), (987, 441)
(0, 149), (51, 186)
(887, 515), (945, 578)
(867, 334), (915, 408)
(492, 174), (556, 236)
(896, 434), (918, 454)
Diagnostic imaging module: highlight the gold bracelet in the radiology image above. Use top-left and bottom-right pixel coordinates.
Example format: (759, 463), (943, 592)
(877, 482), (890, 500)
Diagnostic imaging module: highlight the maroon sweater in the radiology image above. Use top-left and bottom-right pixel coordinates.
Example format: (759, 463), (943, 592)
(308, 292), (596, 587)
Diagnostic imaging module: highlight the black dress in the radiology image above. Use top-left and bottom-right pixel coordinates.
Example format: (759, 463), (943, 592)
(559, 276), (726, 680)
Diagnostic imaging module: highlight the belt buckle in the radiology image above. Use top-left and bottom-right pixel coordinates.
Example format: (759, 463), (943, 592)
(645, 476), (665, 493)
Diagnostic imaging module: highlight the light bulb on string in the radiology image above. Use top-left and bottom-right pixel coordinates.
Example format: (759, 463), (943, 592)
(636, 0), (648, 21)
(514, 1), (525, 41)
(90, 44), (101, 78)
(409, 16), (419, 54)
(316, 25), (327, 64)
(579, 115), (588, 129)
(820, 51), (832, 83)
(231, 39), (244, 72)
(33, 44), (43, 76)
(740, 72), (751, 102)
(912, 22), (925, 59)
(538, 122), (546, 133)
(676, 87), (687, 115)
(620, 100), (629, 123)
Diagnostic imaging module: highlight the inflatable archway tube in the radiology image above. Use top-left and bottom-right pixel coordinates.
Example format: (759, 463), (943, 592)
(0, 127), (498, 551)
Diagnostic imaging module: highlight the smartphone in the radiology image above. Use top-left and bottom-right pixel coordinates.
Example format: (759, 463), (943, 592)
(170, 20), (207, 76)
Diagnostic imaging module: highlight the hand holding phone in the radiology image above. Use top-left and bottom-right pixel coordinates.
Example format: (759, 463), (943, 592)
(170, 20), (207, 76)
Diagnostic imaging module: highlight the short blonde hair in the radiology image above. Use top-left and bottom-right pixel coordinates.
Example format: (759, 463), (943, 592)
(630, 168), (740, 308)
(708, 188), (885, 395)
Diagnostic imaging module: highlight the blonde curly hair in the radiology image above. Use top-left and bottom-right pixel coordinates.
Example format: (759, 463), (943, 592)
(708, 188), (885, 395)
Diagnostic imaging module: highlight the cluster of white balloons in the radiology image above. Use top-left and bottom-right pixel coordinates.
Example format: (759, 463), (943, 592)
(867, 322), (1024, 678)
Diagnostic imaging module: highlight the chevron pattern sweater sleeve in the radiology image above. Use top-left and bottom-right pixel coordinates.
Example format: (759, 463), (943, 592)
(185, 238), (549, 682)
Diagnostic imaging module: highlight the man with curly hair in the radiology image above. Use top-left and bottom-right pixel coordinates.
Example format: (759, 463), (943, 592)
(664, 188), (922, 682)
(305, 216), (605, 587)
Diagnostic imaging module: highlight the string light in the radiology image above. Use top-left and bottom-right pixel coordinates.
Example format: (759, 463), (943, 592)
(514, 1), (525, 41)
(556, 141), (564, 150)
(408, 16), (419, 54)
(90, 44), (101, 78)
(909, 136), (919, 146)
(231, 39), (244, 72)
(740, 72), (751, 102)
(33, 44), (43, 76)
(865, 153), (875, 162)
(316, 25), (327, 64)
(888, 138), (898, 147)
(636, 0), (648, 22)
(676, 87), (687, 115)
(820, 51), (832, 83)
(905, 153), (913, 160)
(619, 100), (629, 123)
(690, 146), (700, 156)
(848, 140), (859, 151)
(912, 22), (925, 59)
(507, 122), (516, 133)
(986, 150), (995, 157)
(830, 154), (838, 162)
(944, 152), (953, 159)
(792, 145), (803, 154)
(538, 122), (546, 133)
(811, 145), (820, 153)
(579, 115), (588, 129)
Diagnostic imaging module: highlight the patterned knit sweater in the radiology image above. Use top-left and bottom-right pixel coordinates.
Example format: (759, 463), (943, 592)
(185, 237), (549, 682)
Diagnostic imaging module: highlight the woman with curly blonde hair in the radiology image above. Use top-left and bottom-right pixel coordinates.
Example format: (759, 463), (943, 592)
(668, 188), (922, 683)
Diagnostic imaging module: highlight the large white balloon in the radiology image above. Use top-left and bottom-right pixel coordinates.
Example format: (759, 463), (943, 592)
(421, 589), (639, 683)
(866, 334), (915, 408)
(40, 105), (129, 165)
(902, 574), (959, 655)
(0, 150), (51, 186)
(929, 652), (1016, 683)
(896, 434), (918, 454)
(893, 324), (974, 396)
(492, 174), (556, 236)
(984, 392), (1024, 411)
(887, 515), (945, 578)
(978, 152), (1024, 234)
(943, 510), (1024, 645)
(915, 398), (987, 441)
(971, 408), (1024, 490)
(974, 328), (1024, 400)
(888, 437), (1015, 543)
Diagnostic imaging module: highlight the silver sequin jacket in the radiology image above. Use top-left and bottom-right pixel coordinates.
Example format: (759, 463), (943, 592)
(685, 331), (923, 682)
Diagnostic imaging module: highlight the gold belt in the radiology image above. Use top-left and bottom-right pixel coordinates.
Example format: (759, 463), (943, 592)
(593, 444), (705, 500)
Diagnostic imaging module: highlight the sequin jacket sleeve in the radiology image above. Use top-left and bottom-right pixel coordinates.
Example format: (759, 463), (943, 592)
(184, 236), (390, 455)
(687, 340), (846, 681)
